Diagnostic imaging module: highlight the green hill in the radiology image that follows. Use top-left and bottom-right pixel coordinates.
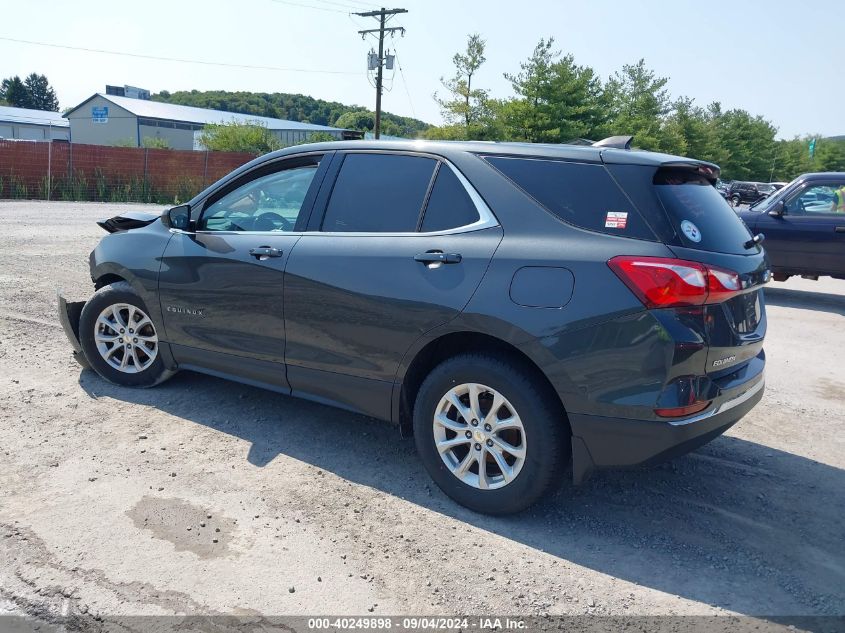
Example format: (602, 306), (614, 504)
(151, 90), (431, 138)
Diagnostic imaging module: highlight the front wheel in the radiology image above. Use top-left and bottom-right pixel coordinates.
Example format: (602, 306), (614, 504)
(413, 354), (570, 514)
(731, 195), (742, 207)
(79, 281), (175, 387)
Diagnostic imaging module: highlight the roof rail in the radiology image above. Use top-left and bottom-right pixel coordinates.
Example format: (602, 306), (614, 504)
(592, 135), (634, 149)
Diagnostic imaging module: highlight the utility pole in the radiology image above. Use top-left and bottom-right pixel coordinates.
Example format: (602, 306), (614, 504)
(354, 7), (407, 139)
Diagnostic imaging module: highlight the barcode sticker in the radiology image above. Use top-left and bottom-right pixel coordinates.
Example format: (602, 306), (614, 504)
(605, 211), (628, 229)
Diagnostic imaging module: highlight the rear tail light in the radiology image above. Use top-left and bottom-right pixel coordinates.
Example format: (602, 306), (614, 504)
(608, 256), (742, 309)
(706, 267), (742, 302)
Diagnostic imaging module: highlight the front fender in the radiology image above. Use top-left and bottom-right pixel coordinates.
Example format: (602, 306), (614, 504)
(89, 227), (174, 331)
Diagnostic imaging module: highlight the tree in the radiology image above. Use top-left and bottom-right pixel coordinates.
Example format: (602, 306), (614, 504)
(0, 76), (32, 109)
(334, 110), (375, 132)
(141, 136), (171, 149)
(603, 59), (671, 150)
(198, 120), (281, 153)
(707, 106), (777, 181)
(434, 33), (494, 138)
(501, 38), (606, 143)
(812, 138), (845, 173)
(300, 132), (337, 144)
(422, 124), (477, 140)
(0, 74), (58, 111)
(23, 74), (59, 111)
(660, 97), (714, 158)
(153, 90), (431, 138)
(771, 136), (845, 181)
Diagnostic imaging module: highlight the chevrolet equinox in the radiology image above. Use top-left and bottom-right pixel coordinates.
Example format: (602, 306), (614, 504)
(59, 138), (768, 514)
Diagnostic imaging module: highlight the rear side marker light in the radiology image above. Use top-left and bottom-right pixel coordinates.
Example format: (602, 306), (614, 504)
(608, 256), (742, 309)
(654, 401), (710, 418)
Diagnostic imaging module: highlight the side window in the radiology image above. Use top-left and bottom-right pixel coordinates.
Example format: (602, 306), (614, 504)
(420, 165), (480, 232)
(199, 161), (320, 232)
(787, 183), (845, 215)
(486, 156), (656, 240)
(321, 153), (436, 232)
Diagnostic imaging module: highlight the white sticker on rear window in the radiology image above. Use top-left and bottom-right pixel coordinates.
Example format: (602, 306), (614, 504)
(604, 211), (628, 229)
(681, 219), (702, 242)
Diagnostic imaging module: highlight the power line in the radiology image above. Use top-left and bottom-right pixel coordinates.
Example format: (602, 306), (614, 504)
(353, 7), (407, 138)
(269, 0), (348, 13)
(394, 52), (417, 119)
(270, 0), (383, 15)
(269, 0), (382, 14)
(311, 0), (381, 10)
(0, 36), (359, 75)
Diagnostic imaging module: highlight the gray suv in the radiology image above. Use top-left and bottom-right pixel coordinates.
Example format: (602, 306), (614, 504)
(60, 138), (768, 514)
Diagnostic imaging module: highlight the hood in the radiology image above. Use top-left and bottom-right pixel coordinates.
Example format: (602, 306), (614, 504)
(97, 210), (160, 233)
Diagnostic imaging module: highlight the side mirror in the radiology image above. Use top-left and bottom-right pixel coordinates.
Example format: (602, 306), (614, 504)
(768, 200), (785, 217)
(162, 205), (192, 230)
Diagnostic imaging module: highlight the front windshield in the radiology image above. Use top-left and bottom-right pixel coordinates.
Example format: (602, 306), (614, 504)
(750, 184), (789, 210)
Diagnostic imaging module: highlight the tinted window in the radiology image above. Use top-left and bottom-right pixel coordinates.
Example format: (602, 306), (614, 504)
(420, 166), (480, 232)
(486, 156), (656, 240)
(654, 168), (753, 254)
(322, 153), (436, 232)
(199, 163), (319, 232)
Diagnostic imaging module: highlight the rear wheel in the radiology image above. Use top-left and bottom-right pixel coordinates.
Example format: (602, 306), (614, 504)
(413, 354), (569, 514)
(79, 282), (174, 387)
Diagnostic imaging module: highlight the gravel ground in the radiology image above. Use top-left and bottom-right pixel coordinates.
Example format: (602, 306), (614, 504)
(0, 201), (843, 626)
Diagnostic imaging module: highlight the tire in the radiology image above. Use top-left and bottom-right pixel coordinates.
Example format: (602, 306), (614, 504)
(731, 195), (741, 207)
(79, 281), (175, 388)
(413, 353), (570, 515)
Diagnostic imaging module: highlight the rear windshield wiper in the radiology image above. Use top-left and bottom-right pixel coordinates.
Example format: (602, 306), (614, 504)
(744, 233), (765, 250)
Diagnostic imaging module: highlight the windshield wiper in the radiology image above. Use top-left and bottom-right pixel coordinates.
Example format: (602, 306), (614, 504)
(744, 233), (765, 250)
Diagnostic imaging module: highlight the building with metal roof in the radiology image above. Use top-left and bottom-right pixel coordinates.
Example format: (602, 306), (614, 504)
(64, 93), (357, 150)
(0, 105), (70, 141)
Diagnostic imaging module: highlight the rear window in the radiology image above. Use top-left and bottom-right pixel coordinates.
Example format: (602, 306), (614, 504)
(485, 156), (657, 240)
(654, 169), (753, 254)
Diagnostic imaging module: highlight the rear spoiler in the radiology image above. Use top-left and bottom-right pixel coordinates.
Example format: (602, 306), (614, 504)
(592, 135), (634, 150)
(593, 135), (721, 183)
(657, 161), (721, 184)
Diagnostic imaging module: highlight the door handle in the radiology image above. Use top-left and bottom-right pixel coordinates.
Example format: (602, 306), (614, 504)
(249, 246), (283, 259)
(835, 226), (845, 233)
(414, 251), (462, 265)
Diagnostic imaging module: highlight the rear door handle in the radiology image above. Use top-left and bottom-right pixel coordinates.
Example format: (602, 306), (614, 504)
(414, 251), (462, 264)
(249, 246), (283, 259)
(835, 226), (845, 233)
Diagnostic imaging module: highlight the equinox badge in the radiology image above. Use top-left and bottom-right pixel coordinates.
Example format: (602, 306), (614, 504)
(712, 355), (737, 368)
(166, 306), (205, 317)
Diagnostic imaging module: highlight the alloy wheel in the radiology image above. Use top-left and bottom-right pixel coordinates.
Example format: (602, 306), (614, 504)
(94, 303), (158, 373)
(432, 383), (527, 490)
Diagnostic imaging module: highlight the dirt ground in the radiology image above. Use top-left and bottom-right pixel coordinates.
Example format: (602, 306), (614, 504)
(0, 201), (843, 626)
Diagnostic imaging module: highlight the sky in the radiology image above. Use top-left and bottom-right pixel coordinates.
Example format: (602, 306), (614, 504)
(2, 0), (842, 139)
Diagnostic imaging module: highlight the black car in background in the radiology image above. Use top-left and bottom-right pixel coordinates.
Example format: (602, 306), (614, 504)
(738, 172), (845, 280)
(59, 139), (768, 514)
(727, 181), (776, 206)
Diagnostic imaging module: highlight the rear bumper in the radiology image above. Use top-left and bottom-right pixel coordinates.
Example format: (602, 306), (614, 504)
(570, 373), (764, 483)
(58, 292), (90, 369)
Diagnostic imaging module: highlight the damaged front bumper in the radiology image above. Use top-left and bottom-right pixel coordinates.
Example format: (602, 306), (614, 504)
(58, 292), (90, 369)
